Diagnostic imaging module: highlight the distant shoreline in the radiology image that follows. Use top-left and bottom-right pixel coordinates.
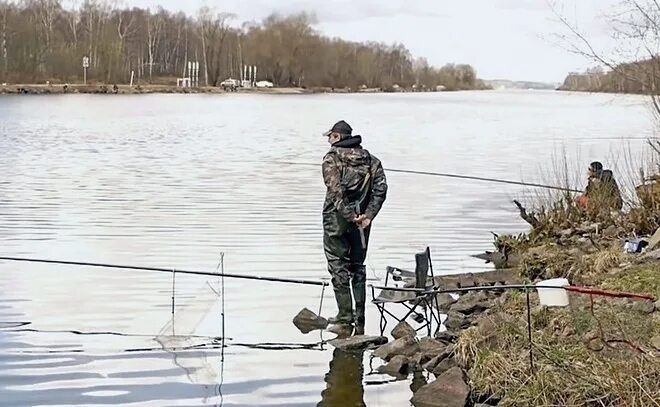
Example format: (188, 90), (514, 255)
(0, 83), (491, 96)
(0, 84), (309, 95)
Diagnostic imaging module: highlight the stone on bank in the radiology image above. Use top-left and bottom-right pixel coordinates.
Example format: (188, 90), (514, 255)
(411, 367), (470, 407)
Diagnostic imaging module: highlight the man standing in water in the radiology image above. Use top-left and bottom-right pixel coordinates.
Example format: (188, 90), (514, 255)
(321, 120), (387, 335)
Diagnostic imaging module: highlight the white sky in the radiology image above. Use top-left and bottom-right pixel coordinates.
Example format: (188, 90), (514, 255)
(122, 0), (622, 83)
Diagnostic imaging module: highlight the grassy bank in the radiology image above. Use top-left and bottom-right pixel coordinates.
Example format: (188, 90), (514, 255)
(456, 168), (660, 405)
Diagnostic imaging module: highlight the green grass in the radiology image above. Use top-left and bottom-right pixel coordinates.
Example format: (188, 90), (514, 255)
(601, 264), (660, 298)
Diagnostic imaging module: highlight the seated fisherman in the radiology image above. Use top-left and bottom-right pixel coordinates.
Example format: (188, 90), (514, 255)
(576, 162), (623, 211)
(598, 169), (623, 210)
(576, 161), (604, 209)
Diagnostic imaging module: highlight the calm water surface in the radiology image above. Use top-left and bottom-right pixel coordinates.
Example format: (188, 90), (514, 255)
(0, 90), (654, 406)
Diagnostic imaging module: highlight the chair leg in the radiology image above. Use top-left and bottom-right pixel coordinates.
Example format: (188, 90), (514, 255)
(377, 304), (388, 337)
(424, 300), (433, 336)
(400, 298), (424, 322)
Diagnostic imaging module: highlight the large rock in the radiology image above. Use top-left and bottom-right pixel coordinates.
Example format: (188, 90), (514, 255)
(373, 336), (419, 361)
(435, 330), (458, 344)
(631, 300), (655, 314)
(411, 367), (470, 407)
(411, 351), (436, 368)
(329, 335), (387, 351)
(418, 336), (447, 356)
(432, 356), (458, 376)
(433, 268), (519, 289)
(444, 311), (468, 332)
(423, 345), (455, 373)
(435, 293), (457, 311)
(292, 308), (328, 333)
(392, 321), (417, 339)
(450, 292), (491, 315)
(377, 355), (410, 378)
(655, 299), (660, 312)
(422, 354), (443, 373)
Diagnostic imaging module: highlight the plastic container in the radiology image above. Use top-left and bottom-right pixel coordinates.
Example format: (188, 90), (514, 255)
(536, 278), (570, 307)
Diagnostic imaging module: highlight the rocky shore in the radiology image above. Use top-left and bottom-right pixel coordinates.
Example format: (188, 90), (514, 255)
(312, 184), (660, 406)
(325, 262), (657, 406)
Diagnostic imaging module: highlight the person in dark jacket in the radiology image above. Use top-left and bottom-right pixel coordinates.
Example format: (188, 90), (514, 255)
(577, 162), (623, 212)
(321, 120), (387, 335)
(577, 161), (604, 209)
(599, 169), (623, 210)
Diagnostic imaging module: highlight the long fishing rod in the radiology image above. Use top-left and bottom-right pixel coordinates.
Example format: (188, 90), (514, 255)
(0, 256), (329, 287)
(271, 161), (584, 193)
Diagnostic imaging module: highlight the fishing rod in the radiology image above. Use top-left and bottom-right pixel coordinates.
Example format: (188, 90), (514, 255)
(0, 256), (329, 287)
(270, 161), (584, 193)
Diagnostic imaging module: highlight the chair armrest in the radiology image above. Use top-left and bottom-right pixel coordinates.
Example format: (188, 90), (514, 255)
(386, 266), (416, 281)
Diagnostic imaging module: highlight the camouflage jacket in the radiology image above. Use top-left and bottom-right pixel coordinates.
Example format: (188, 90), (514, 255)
(322, 136), (387, 223)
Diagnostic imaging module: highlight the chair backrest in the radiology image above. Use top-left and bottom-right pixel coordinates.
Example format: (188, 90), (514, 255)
(414, 250), (430, 289)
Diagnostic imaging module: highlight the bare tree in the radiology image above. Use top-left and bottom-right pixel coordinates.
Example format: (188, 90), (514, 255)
(197, 7), (233, 86)
(553, 0), (660, 114)
(0, 3), (486, 89)
(65, 0), (80, 48)
(145, 8), (163, 81)
(0, 1), (9, 81)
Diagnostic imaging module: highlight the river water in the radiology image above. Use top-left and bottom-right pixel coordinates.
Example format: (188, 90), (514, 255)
(0, 90), (655, 406)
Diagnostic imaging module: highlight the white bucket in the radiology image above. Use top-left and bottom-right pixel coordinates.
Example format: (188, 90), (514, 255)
(536, 278), (570, 307)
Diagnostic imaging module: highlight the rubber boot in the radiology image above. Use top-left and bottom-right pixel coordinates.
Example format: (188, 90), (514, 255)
(328, 288), (354, 325)
(352, 267), (367, 335)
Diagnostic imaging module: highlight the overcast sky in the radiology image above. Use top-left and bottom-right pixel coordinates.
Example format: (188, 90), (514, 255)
(123, 0), (621, 83)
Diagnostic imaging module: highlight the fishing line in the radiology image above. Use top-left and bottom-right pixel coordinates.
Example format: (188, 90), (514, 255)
(269, 161), (583, 193)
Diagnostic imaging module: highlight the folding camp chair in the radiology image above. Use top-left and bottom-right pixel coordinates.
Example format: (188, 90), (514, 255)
(370, 247), (442, 337)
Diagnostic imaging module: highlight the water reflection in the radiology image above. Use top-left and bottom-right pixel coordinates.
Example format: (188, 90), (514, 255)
(409, 367), (428, 394)
(318, 348), (366, 407)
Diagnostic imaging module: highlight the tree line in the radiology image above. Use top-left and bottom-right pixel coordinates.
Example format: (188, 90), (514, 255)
(559, 61), (660, 94)
(0, 1), (487, 90)
(556, 0), (660, 98)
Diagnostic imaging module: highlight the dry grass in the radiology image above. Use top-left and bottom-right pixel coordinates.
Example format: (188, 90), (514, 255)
(469, 144), (660, 405)
(457, 293), (660, 407)
(515, 242), (623, 286)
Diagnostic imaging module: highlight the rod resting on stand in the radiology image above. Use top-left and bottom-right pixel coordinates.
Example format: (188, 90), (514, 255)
(0, 256), (329, 287)
(171, 269), (176, 316)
